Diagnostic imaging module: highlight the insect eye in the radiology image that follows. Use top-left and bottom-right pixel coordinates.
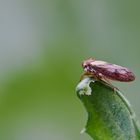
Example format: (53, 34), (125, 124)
(83, 65), (87, 69)
(83, 65), (89, 72)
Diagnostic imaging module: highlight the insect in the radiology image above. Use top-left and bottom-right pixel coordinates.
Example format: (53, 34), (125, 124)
(82, 58), (135, 83)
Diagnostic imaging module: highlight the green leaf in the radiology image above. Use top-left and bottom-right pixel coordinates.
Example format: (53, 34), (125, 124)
(76, 77), (140, 140)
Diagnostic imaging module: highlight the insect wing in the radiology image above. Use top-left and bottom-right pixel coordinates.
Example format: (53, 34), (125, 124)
(91, 61), (135, 81)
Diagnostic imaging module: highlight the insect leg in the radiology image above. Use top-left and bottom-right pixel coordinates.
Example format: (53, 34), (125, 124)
(101, 76), (118, 91)
(80, 72), (99, 81)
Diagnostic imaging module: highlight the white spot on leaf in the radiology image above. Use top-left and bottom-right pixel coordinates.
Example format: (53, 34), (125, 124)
(76, 78), (95, 96)
(80, 128), (86, 134)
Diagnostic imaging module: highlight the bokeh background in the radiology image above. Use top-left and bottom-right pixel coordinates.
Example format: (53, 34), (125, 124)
(0, 0), (140, 140)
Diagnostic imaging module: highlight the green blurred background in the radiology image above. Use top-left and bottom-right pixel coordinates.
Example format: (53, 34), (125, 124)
(0, 0), (140, 140)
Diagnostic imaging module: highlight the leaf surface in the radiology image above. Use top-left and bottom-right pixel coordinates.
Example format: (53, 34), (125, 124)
(76, 77), (140, 140)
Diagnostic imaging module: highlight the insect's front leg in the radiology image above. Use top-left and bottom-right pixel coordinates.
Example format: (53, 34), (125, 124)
(80, 72), (93, 81)
(80, 71), (101, 81)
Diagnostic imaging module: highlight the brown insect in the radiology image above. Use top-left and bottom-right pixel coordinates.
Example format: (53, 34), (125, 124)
(82, 58), (135, 83)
